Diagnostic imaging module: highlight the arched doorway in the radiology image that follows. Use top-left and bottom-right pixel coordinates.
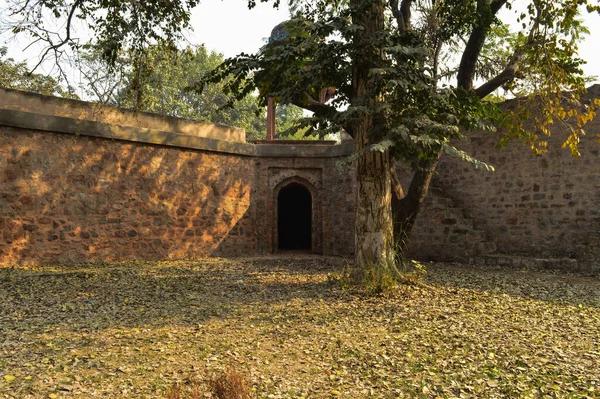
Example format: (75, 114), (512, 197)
(277, 182), (312, 251)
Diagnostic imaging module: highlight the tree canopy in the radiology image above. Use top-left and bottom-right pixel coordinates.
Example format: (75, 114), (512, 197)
(209, 1), (599, 154)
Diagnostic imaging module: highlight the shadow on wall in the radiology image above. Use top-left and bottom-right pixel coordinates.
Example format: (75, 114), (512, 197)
(0, 126), (258, 266)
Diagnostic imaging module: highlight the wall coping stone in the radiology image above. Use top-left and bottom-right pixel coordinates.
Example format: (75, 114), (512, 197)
(0, 87), (247, 143)
(0, 88), (354, 158)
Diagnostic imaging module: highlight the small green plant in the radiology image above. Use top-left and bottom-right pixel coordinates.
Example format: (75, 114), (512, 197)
(340, 256), (400, 294)
(399, 259), (427, 285)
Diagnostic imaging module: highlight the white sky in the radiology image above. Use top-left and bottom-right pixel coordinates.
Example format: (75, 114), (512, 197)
(1, 0), (599, 84)
(189, 2), (600, 82)
(188, 0), (290, 57)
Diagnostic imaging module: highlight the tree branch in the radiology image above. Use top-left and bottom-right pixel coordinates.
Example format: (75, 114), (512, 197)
(290, 92), (353, 135)
(11, 0), (34, 16)
(474, 49), (523, 98)
(474, 10), (541, 98)
(390, 165), (405, 200)
(29, 0), (83, 73)
(456, 0), (508, 91)
(389, 0), (413, 32)
(489, 0), (508, 13)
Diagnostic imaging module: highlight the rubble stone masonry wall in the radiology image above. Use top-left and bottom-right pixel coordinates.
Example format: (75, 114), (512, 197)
(1, 86), (599, 269)
(0, 126), (356, 266)
(433, 123), (600, 259)
(0, 88), (355, 266)
(0, 126), (248, 265)
(408, 87), (600, 268)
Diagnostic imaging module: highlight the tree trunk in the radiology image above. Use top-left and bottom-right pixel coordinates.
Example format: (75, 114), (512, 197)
(389, 0), (507, 260)
(391, 152), (442, 258)
(355, 136), (395, 268)
(350, 0), (393, 270)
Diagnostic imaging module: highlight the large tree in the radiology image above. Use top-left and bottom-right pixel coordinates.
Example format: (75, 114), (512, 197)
(5, 0), (600, 276)
(204, 0), (599, 273)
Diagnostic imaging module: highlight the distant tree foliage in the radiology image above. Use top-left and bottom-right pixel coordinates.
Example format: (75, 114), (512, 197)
(106, 45), (269, 141)
(0, 47), (77, 98)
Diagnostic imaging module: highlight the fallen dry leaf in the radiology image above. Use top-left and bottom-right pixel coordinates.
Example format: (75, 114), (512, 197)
(0, 258), (598, 398)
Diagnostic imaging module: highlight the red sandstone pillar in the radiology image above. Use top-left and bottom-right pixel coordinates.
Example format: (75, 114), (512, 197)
(266, 96), (276, 140)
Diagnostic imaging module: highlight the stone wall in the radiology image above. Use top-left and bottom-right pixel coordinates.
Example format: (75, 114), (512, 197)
(0, 88), (356, 266)
(408, 87), (600, 268)
(0, 125), (356, 266)
(434, 128), (599, 259)
(2, 86), (599, 270)
(0, 126), (247, 265)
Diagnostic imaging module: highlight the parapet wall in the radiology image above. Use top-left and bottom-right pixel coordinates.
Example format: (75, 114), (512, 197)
(0, 87), (247, 143)
(0, 88), (355, 266)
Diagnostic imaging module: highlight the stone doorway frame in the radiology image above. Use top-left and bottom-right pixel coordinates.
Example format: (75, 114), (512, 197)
(272, 176), (322, 254)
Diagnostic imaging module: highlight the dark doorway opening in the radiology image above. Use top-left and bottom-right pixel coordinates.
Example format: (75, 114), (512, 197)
(278, 183), (312, 251)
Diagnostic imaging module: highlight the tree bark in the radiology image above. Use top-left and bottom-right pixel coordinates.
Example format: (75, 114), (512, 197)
(351, 0), (394, 269)
(391, 154), (442, 258)
(355, 132), (395, 268)
(457, 0), (508, 91)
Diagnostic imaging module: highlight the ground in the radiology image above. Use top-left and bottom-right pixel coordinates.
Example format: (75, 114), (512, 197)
(0, 257), (599, 398)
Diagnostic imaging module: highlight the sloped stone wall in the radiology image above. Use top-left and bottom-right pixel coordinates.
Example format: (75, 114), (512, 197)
(0, 126), (256, 265)
(432, 124), (600, 261)
(0, 125), (355, 266)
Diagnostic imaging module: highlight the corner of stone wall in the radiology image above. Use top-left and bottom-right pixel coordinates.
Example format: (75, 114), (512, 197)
(575, 231), (600, 271)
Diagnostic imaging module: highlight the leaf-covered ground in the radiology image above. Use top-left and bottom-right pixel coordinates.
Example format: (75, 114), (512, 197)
(0, 258), (599, 398)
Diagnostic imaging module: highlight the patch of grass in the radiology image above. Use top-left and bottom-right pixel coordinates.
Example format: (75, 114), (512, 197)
(340, 259), (400, 294)
(0, 258), (599, 398)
